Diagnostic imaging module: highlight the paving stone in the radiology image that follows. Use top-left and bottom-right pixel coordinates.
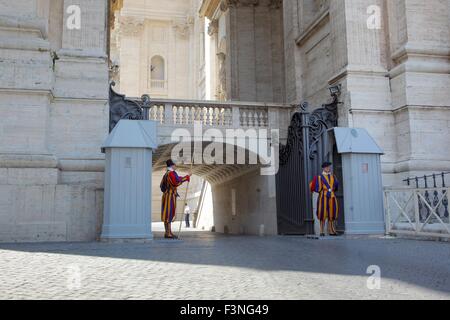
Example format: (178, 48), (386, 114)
(0, 232), (449, 300)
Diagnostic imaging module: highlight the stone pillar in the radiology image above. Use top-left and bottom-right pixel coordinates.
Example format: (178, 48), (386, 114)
(282, 0), (303, 104)
(208, 19), (220, 100)
(222, 0), (285, 103)
(387, 0), (450, 177)
(115, 16), (144, 97)
(51, 0), (109, 186)
(327, 0), (450, 183)
(0, 0), (59, 195)
(328, 0), (394, 180)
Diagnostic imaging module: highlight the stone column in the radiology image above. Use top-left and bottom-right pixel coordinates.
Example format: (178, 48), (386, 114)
(387, 0), (450, 177)
(115, 16), (144, 97)
(222, 0), (285, 103)
(0, 1), (60, 241)
(50, 0), (109, 186)
(208, 19), (219, 100)
(0, 0), (57, 181)
(282, 0), (303, 104)
(328, 0), (394, 180)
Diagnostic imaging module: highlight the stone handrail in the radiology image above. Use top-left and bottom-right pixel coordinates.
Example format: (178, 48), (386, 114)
(142, 98), (292, 128)
(109, 83), (293, 133)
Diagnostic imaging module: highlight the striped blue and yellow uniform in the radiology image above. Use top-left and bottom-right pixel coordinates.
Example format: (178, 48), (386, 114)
(310, 174), (339, 222)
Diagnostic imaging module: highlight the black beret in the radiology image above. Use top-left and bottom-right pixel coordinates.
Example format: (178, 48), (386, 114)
(322, 162), (333, 169)
(166, 159), (175, 167)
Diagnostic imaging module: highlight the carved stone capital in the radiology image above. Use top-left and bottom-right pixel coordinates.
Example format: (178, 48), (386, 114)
(220, 0), (282, 11)
(207, 20), (219, 36)
(220, 0), (259, 11)
(172, 17), (194, 38)
(118, 16), (144, 37)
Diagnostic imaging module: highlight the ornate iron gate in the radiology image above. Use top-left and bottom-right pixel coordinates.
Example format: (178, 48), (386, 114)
(276, 92), (341, 235)
(109, 82), (150, 132)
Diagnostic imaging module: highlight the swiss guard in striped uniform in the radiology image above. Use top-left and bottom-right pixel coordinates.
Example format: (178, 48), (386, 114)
(160, 159), (191, 239)
(310, 162), (339, 237)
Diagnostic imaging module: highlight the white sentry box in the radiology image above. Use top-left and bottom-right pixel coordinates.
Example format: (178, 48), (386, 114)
(333, 128), (385, 235)
(101, 120), (158, 241)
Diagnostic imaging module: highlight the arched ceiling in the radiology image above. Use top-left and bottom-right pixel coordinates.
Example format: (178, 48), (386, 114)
(153, 142), (265, 185)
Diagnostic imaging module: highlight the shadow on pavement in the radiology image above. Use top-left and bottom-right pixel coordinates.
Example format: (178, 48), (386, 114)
(1, 230), (450, 295)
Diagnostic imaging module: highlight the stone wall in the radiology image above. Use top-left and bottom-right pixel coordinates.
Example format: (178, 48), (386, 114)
(110, 0), (205, 99)
(282, 0), (450, 186)
(0, 0), (108, 242)
(0, 184), (103, 242)
(212, 169), (277, 236)
(204, 0), (285, 103)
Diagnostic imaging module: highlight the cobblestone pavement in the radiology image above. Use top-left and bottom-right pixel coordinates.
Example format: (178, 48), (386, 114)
(0, 231), (449, 300)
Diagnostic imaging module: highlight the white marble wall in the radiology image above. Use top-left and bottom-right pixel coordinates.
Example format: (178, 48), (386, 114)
(111, 0), (205, 99)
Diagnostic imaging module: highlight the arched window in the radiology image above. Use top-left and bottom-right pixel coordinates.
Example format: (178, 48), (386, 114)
(150, 55), (165, 81)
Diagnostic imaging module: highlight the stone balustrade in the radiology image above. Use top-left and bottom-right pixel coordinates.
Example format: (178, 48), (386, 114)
(143, 98), (290, 129)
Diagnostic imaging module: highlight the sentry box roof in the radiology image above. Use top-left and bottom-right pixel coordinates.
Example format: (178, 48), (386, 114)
(102, 120), (159, 152)
(332, 128), (384, 155)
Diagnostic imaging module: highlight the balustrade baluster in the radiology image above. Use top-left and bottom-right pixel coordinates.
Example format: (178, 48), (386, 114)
(184, 106), (189, 125)
(159, 106), (164, 123)
(172, 106), (176, 123)
(220, 108), (225, 126)
(214, 108), (220, 126)
(189, 106), (195, 125)
(194, 106), (200, 122)
(241, 110), (247, 127)
(166, 104), (174, 125)
(178, 106), (184, 125)
(201, 107), (207, 125)
(247, 109), (253, 127)
(208, 108), (213, 126)
(263, 111), (268, 127)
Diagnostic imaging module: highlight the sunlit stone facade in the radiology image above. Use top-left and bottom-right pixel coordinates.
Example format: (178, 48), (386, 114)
(0, 0), (449, 242)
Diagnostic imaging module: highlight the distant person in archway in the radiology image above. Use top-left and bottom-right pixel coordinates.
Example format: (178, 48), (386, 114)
(184, 203), (191, 228)
(310, 162), (340, 237)
(160, 159), (191, 239)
